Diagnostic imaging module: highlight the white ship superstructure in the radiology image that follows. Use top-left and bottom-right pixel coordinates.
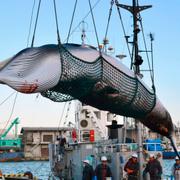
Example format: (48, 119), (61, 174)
(75, 102), (123, 142)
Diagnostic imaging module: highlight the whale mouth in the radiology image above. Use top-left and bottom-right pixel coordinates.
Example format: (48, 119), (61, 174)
(0, 57), (13, 84)
(0, 57), (13, 70)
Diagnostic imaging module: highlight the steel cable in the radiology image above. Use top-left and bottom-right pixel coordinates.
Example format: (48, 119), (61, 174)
(66, 0), (78, 43)
(31, 0), (41, 47)
(88, 0), (101, 53)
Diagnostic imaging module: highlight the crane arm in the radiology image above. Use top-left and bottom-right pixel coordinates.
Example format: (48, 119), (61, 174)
(0, 117), (19, 138)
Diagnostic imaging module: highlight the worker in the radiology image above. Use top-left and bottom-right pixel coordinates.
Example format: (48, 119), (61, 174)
(172, 156), (180, 180)
(143, 154), (162, 180)
(57, 133), (67, 154)
(95, 156), (112, 180)
(24, 171), (33, 179)
(156, 152), (162, 161)
(82, 159), (94, 180)
(124, 153), (139, 180)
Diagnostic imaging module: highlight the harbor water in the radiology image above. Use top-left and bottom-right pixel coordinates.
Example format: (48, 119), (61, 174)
(0, 160), (175, 180)
(0, 161), (50, 179)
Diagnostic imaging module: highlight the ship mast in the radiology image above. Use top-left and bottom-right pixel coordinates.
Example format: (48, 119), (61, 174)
(117, 1), (152, 179)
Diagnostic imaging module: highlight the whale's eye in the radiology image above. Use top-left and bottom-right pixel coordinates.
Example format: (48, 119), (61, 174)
(17, 72), (23, 77)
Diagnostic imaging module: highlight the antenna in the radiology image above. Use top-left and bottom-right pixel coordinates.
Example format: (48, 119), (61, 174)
(116, 0), (152, 73)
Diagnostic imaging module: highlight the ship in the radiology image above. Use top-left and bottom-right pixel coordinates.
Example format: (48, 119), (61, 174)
(48, 104), (164, 180)
(0, 0), (178, 179)
(46, 1), (169, 179)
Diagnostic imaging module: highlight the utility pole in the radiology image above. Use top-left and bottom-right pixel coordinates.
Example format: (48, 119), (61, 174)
(116, 1), (152, 179)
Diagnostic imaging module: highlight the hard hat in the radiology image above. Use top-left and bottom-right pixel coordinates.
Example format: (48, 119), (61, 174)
(149, 154), (155, 158)
(101, 156), (107, 161)
(82, 159), (90, 164)
(132, 153), (138, 158)
(175, 156), (179, 160)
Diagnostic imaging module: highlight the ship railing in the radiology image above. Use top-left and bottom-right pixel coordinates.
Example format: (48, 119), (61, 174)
(94, 142), (162, 152)
(50, 141), (162, 156)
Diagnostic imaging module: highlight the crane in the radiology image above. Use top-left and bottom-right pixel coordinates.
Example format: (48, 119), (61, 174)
(0, 117), (22, 149)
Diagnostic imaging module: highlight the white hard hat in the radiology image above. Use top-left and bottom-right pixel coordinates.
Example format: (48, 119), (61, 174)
(82, 160), (90, 164)
(175, 156), (179, 160)
(149, 154), (155, 158)
(132, 153), (138, 158)
(101, 156), (107, 161)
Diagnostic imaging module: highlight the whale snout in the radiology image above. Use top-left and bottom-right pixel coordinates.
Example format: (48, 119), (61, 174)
(0, 45), (61, 93)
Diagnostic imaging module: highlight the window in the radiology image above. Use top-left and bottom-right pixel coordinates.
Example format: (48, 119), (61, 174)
(81, 131), (90, 142)
(43, 134), (53, 142)
(26, 133), (33, 142)
(94, 111), (101, 119)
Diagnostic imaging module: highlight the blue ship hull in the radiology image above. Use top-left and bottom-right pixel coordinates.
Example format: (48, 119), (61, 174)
(162, 151), (180, 159)
(0, 152), (24, 162)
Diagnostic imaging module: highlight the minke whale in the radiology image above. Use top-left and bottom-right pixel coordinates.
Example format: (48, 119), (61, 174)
(0, 43), (174, 137)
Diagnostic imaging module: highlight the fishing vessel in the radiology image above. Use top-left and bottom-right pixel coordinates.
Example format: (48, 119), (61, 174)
(43, 0), (169, 179)
(49, 105), (164, 180)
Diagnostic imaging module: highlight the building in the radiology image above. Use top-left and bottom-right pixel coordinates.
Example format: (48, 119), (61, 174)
(20, 127), (73, 160)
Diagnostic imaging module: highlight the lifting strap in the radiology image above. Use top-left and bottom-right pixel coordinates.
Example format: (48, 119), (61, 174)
(31, 0), (41, 47)
(88, 0), (101, 55)
(66, 0), (78, 43)
(104, 0), (114, 45)
(27, 0), (36, 47)
(64, 0), (102, 43)
(115, 0), (133, 68)
(53, 0), (62, 46)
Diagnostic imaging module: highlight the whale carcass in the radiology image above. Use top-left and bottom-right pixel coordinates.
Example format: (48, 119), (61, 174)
(0, 43), (174, 137)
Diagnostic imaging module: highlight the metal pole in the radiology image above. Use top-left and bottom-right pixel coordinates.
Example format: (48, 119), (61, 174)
(137, 120), (143, 180)
(132, 0), (143, 179)
(132, 0), (139, 74)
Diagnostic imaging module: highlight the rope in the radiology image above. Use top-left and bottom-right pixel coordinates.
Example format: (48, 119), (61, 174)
(115, 0), (133, 68)
(57, 102), (67, 131)
(26, 0), (36, 47)
(66, 0), (78, 43)
(104, 0), (114, 52)
(53, 0), (61, 45)
(63, 101), (72, 126)
(31, 0), (41, 47)
(63, 0), (101, 43)
(0, 92), (18, 136)
(0, 91), (16, 106)
(88, 0), (101, 52)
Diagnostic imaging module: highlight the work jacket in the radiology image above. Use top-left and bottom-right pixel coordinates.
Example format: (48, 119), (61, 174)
(95, 164), (112, 180)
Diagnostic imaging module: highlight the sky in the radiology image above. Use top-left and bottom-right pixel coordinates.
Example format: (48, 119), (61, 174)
(0, 0), (180, 134)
